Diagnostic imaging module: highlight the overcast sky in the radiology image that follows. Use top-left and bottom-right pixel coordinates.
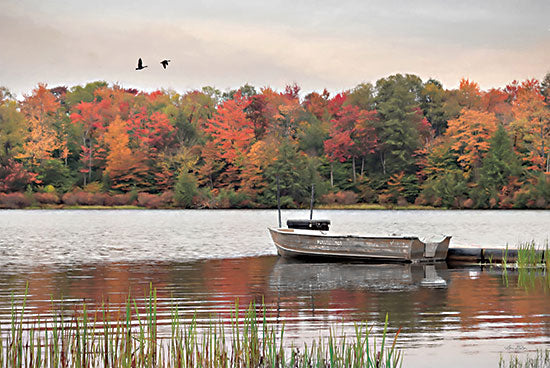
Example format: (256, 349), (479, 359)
(1, 0), (549, 97)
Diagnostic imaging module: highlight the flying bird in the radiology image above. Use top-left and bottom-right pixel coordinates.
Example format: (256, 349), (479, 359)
(135, 58), (148, 70)
(160, 59), (171, 69)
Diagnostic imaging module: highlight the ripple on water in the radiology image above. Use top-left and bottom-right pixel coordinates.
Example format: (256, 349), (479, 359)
(1, 209), (550, 367)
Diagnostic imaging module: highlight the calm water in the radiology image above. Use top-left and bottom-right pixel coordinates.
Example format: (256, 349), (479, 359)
(1, 209), (550, 367)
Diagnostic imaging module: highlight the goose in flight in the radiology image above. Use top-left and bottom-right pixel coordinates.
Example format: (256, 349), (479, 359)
(135, 58), (148, 70)
(160, 59), (171, 69)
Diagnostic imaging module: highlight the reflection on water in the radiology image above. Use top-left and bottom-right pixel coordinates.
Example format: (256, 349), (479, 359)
(269, 259), (448, 292)
(1, 257), (549, 368)
(1, 209), (550, 367)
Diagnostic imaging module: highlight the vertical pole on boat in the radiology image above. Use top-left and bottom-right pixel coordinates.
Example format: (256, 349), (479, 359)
(276, 175), (282, 228)
(309, 183), (315, 220)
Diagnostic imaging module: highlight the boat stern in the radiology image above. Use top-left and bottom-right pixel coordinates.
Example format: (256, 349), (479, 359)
(411, 235), (451, 262)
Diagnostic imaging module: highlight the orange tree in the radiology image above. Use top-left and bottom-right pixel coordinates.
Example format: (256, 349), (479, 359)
(509, 80), (550, 172)
(202, 92), (255, 193)
(444, 108), (498, 177)
(17, 84), (62, 167)
(103, 116), (150, 192)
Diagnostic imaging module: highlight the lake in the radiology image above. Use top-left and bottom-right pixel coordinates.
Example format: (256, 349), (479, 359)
(1, 209), (549, 367)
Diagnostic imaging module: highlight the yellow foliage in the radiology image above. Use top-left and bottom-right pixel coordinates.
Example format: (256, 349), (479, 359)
(445, 109), (498, 172)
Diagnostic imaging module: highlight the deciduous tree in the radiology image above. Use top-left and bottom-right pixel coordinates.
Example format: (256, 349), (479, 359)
(509, 80), (550, 172)
(103, 116), (149, 192)
(203, 93), (255, 190)
(0, 90), (25, 163)
(374, 74), (426, 175)
(17, 84), (61, 166)
(445, 109), (498, 174)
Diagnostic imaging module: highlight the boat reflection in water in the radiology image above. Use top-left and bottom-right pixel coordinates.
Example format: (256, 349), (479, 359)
(269, 258), (449, 293)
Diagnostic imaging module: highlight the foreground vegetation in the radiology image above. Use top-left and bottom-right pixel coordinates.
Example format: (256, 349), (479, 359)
(484, 242), (550, 269)
(0, 291), (402, 368)
(1, 72), (549, 210)
(478, 241), (550, 291)
(499, 349), (550, 368)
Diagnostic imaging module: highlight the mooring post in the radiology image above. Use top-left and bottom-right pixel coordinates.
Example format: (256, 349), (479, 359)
(309, 183), (315, 220)
(276, 175), (281, 228)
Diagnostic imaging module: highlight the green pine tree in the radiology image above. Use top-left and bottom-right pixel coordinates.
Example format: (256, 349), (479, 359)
(173, 171), (198, 208)
(260, 142), (326, 208)
(374, 74), (424, 176)
(479, 125), (522, 192)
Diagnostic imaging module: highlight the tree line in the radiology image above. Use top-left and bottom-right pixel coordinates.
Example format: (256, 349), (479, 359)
(1, 73), (549, 209)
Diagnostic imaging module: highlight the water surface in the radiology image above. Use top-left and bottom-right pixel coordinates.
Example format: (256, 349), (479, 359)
(1, 209), (549, 367)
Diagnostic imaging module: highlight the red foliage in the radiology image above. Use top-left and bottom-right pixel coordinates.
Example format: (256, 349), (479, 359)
(124, 88), (139, 95)
(146, 90), (164, 103)
(159, 190), (173, 204)
(0, 160), (39, 192)
(481, 89), (512, 117)
(0, 192), (31, 209)
(247, 94), (270, 139)
(204, 93), (254, 164)
(414, 194), (428, 206)
(33, 192), (60, 204)
(505, 80), (519, 102)
(324, 128), (353, 163)
(49, 86), (68, 101)
(61, 191), (78, 206)
(109, 193), (134, 206)
(462, 198), (474, 208)
(324, 105), (377, 163)
(283, 83), (301, 100)
(320, 191), (358, 205)
(137, 192), (171, 209)
(303, 89), (331, 120)
(90, 193), (108, 205)
(327, 93), (347, 116)
(127, 108), (175, 153)
(61, 190), (106, 206)
(70, 101), (109, 181)
(73, 191), (93, 205)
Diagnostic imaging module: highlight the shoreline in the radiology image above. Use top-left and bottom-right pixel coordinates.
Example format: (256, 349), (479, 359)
(1, 204), (549, 210)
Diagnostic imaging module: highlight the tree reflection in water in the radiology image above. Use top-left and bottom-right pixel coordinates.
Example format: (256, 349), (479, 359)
(1, 256), (549, 367)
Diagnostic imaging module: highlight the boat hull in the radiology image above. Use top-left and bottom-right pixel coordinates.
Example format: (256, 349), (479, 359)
(268, 228), (450, 262)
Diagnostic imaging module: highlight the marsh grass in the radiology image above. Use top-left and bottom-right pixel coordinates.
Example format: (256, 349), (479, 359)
(493, 242), (548, 270)
(495, 242), (550, 291)
(0, 289), (403, 368)
(499, 349), (550, 368)
(516, 242), (545, 269)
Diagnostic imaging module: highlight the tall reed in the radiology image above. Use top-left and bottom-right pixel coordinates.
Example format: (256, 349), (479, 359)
(516, 241), (543, 269)
(499, 349), (550, 368)
(0, 291), (403, 368)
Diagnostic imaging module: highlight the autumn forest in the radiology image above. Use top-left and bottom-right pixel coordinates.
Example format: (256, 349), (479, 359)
(1, 73), (549, 209)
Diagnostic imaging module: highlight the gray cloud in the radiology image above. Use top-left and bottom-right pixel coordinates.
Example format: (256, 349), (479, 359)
(0, 0), (549, 97)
